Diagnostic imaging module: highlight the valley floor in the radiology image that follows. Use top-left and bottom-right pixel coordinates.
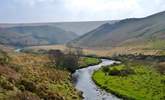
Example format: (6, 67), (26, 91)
(25, 42), (165, 57)
(1, 44), (165, 100)
(92, 58), (165, 100)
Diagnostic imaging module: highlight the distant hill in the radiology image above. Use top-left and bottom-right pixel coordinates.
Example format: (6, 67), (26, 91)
(0, 25), (77, 47)
(69, 11), (165, 48)
(53, 21), (117, 35)
(0, 20), (117, 47)
(0, 20), (117, 35)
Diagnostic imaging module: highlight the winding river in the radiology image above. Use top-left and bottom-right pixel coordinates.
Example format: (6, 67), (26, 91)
(72, 59), (121, 100)
(15, 48), (120, 100)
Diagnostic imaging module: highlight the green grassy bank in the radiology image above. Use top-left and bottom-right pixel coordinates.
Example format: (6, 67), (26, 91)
(79, 57), (101, 68)
(92, 61), (165, 100)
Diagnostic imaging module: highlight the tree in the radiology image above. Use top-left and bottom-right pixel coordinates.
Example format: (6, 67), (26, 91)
(61, 54), (79, 72)
(48, 49), (79, 72)
(48, 50), (64, 67)
(75, 47), (83, 58)
(65, 47), (83, 58)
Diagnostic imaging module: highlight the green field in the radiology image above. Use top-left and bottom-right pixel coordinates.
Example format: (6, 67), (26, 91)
(93, 63), (165, 100)
(79, 57), (101, 68)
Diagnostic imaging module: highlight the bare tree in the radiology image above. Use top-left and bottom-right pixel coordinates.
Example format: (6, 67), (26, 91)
(48, 49), (80, 72)
(48, 50), (64, 66)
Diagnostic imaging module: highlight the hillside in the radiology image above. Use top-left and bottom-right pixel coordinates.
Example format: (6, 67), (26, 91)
(0, 25), (77, 47)
(70, 11), (165, 48)
(53, 21), (117, 35)
(0, 21), (116, 36)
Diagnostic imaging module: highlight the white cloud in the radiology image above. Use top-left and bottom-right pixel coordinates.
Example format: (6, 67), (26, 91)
(14, 0), (57, 6)
(62, 0), (165, 21)
(0, 0), (165, 22)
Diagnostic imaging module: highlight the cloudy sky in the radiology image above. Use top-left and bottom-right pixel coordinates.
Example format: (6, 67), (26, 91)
(0, 0), (165, 23)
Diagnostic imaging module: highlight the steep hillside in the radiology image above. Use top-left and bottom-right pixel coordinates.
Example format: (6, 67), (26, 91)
(53, 21), (117, 35)
(0, 25), (77, 47)
(70, 11), (165, 48)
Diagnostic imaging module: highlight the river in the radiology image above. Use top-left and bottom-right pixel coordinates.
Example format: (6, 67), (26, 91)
(15, 48), (120, 100)
(14, 48), (22, 52)
(72, 59), (121, 100)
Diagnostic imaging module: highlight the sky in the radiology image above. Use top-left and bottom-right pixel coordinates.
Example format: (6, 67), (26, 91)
(0, 0), (165, 23)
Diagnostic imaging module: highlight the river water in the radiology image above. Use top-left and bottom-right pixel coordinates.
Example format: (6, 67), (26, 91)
(72, 59), (121, 100)
(15, 48), (120, 100)
(14, 48), (22, 52)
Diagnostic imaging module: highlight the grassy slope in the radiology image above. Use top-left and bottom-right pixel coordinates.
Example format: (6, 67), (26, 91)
(0, 52), (82, 100)
(0, 26), (77, 46)
(25, 40), (165, 58)
(70, 11), (165, 49)
(82, 39), (165, 57)
(0, 47), (102, 100)
(93, 63), (165, 100)
(148, 39), (165, 50)
(25, 45), (68, 52)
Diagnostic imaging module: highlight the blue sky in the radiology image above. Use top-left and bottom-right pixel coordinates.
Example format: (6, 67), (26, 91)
(0, 0), (165, 23)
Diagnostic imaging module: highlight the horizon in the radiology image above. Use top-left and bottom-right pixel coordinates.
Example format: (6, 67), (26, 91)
(1, 0), (165, 23)
(0, 10), (164, 24)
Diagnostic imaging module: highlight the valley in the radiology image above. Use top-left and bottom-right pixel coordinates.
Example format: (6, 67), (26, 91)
(0, 48), (103, 99)
(0, 10), (165, 100)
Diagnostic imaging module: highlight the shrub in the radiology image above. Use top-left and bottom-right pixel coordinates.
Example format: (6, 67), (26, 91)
(156, 63), (165, 74)
(0, 65), (20, 81)
(10, 64), (21, 72)
(108, 67), (134, 76)
(19, 79), (37, 92)
(48, 50), (65, 67)
(119, 68), (135, 76)
(0, 75), (14, 90)
(102, 67), (109, 75)
(0, 50), (10, 65)
(60, 54), (79, 72)
(12, 91), (40, 100)
(48, 50), (79, 72)
(108, 68), (120, 76)
(35, 84), (64, 100)
(42, 91), (63, 100)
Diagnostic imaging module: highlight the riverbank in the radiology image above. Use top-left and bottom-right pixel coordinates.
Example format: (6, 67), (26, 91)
(1, 48), (105, 99)
(73, 59), (120, 100)
(0, 50), (83, 100)
(78, 57), (101, 68)
(92, 59), (165, 100)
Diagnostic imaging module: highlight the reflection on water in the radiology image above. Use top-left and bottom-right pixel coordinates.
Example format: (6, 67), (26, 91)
(72, 59), (121, 100)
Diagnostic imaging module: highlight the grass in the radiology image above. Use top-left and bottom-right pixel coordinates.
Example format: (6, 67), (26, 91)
(25, 43), (165, 58)
(0, 49), (101, 99)
(93, 62), (165, 100)
(25, 44), (68, 52)
(79, 57), (101, 68)
(0, 51), (82, 100)
(149, 39), (165, 50)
